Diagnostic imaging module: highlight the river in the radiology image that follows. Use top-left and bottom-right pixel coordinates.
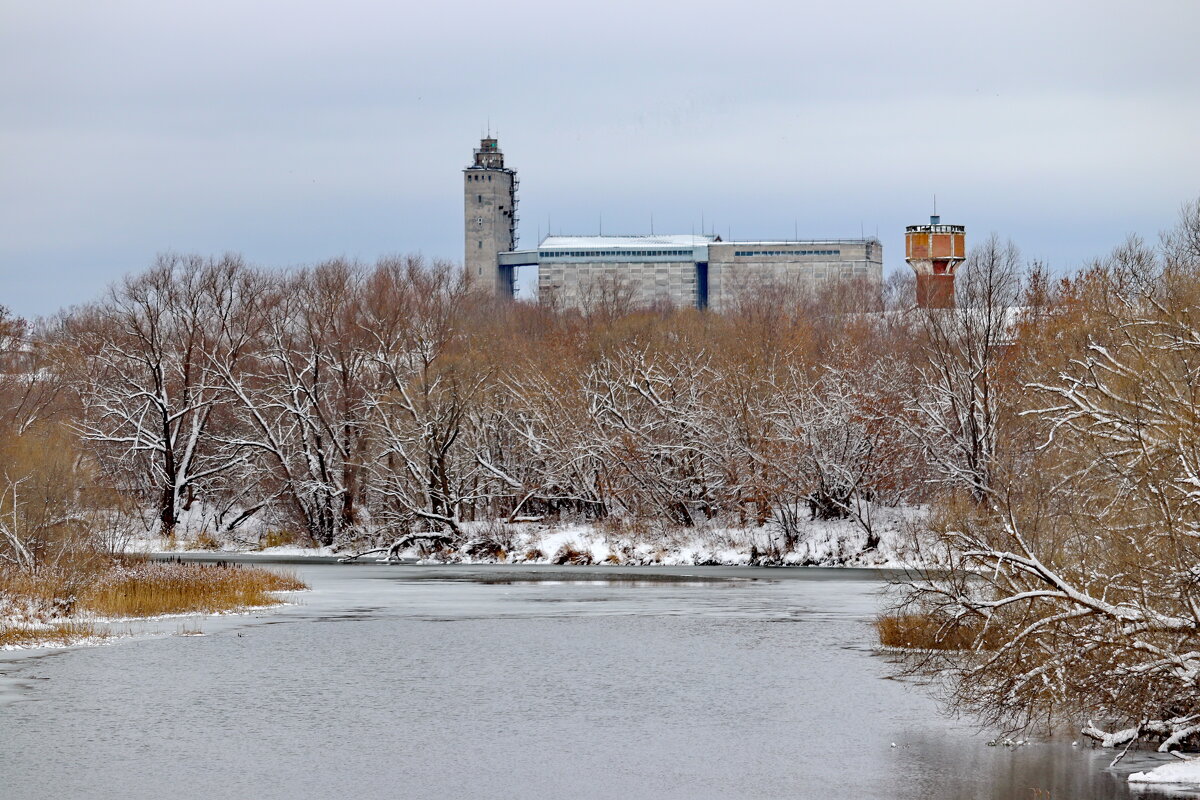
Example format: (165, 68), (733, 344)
(0, 563), (1188, 799)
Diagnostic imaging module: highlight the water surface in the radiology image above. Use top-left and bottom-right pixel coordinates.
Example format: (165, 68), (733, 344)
(0, 564), (1186, 799)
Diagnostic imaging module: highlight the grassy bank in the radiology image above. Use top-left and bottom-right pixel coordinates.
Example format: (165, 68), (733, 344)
(1, 557), (306, 648)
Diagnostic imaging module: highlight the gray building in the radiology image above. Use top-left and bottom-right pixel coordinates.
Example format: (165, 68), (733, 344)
(465, 138), (882, 310)
(463, 137), (518, 296)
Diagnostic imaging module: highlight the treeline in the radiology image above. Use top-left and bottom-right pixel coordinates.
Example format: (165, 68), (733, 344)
(2, 237), (1022, 559)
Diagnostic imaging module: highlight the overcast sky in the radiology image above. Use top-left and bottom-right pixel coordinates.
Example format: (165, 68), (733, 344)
(2, 0), (1198, 315)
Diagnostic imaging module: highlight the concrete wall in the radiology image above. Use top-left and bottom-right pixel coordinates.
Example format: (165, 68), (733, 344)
(464, 168), (516, 295)
(706, 241), (882, 313)
(525, 240), (883, 312)
(538, 258), (698, 310)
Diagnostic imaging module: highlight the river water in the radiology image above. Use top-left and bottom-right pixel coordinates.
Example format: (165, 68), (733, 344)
(0, 563), (1189, 799)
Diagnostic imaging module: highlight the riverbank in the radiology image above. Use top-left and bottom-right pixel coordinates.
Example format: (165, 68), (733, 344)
(127, 508), (922, 568)
(0, 558), (307, 650)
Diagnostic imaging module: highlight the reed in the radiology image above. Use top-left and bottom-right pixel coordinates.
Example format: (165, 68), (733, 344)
(0, 621), (106, 648)
(79, 561), (306, 618)
(1, 559), (307, 647)
(875, 612), (998, 651)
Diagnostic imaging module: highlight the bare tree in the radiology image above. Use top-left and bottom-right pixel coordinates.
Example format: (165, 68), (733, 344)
(69, 254), (255, 535)
(215, 260), (370, 546)
(357, 257), (489, 554)
(911, 235), (1022, 499)
(892, 205), (1200, 751)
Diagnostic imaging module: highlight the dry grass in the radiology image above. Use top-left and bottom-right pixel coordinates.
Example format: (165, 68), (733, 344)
(876, 612), (999, 651)
(79, 560), (306, 618)
(0, 621), (107, 648)
(1, 558), (307, 647)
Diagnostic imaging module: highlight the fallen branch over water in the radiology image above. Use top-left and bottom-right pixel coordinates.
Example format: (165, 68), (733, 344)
(339, 533), (454, 563)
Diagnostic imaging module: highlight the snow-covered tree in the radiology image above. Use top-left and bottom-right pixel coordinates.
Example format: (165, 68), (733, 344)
(69, 254), (256, 535)
(893, 203), (1200, 750)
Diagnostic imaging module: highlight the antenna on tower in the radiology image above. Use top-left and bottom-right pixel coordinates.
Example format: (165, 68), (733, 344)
(599, 212), (602, 235)
(933, 194), (937, 215)
(794, 220), (798, 241)
(650, 213), (654, 235)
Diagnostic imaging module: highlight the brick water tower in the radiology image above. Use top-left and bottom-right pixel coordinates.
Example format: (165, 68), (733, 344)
(906, 215), (965, 308)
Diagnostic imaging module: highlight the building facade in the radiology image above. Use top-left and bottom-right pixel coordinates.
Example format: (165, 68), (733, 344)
(705, 239), (882, 312)
(467, 138), (883, 310)
(532, 235), (712, 309)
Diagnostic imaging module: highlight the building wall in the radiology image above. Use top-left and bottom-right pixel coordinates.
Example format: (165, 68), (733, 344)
(464, 168), (516, 295)
(706, 240), (882, 312)
(538, 258), (698, 310)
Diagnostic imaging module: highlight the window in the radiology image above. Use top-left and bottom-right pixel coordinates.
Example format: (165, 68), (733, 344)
(477, 194), (481, 202)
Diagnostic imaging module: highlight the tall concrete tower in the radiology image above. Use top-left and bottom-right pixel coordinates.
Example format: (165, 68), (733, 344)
(464, 137), (518, 296)
(906, 215), (966, 309)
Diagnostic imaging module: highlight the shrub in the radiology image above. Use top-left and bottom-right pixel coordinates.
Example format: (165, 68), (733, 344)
(257, 529), (308, 550)
(551, 542), (592, 565)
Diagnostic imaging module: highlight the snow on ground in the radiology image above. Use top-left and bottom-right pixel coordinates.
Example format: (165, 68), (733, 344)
(408, 505), (922, 567)
(1129, 758), (1200, 786)
(119, 503), (926, 568)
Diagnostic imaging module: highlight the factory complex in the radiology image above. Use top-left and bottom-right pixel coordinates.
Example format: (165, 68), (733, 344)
(464, 137), (957, 311)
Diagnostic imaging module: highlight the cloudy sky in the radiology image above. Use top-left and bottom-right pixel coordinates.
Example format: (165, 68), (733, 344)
(2, 0), (1198, 315)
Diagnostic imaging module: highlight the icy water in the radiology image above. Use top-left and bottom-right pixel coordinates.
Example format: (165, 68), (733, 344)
(0, 562), (1190, 800)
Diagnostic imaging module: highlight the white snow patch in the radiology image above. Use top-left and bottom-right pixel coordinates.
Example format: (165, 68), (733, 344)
(1129, 758), (1200, 785)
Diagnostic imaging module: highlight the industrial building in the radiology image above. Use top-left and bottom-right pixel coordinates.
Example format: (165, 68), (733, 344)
(464, 137), (883, 310)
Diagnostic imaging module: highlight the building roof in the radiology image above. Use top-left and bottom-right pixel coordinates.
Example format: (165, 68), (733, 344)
(725, 239), (879, 246)
(538, 234), (718, 249)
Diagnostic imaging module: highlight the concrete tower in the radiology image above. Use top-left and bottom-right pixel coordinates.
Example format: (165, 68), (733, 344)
(464, 137), (518, 296)
(906, 215), (965, 309)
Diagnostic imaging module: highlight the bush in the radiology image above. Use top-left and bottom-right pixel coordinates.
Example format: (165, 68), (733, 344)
(551, 542), (592, 565)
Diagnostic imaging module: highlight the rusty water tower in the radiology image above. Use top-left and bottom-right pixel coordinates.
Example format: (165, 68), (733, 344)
(906, 215), (965, 309)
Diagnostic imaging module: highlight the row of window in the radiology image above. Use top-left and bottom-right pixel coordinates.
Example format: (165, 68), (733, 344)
(467, 173), (494, 182)
(734, 249), (841, 257)
(541, 249), (694, 258)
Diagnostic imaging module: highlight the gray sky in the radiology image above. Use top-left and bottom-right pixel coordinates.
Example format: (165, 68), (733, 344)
(2, 0), (1198, 315)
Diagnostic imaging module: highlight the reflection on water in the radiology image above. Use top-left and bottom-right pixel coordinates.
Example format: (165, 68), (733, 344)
(0, 563), (1190, 800)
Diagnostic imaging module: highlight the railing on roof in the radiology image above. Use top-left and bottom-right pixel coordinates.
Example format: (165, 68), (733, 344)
(726, 238), (883, 245)
(905, 225), (965, 234)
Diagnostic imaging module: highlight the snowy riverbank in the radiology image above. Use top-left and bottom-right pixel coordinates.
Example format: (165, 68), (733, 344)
(1129, 758), (1200, 787)
(127, 507), (923, 568)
